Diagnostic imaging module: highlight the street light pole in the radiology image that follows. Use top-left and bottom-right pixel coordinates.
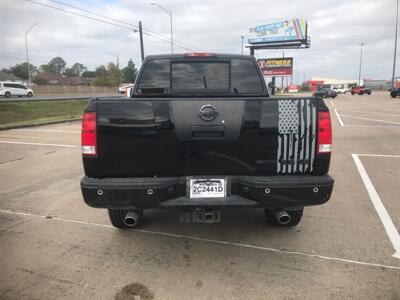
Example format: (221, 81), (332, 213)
(25, 23), (38, 86)
(358, 42), (365, 86)
(241, 36), (244, 55)
(392, 0), (399, 88)
(151, 3), (173, 54)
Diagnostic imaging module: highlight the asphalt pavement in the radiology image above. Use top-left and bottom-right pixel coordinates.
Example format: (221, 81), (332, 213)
(0, 91), (399, 299)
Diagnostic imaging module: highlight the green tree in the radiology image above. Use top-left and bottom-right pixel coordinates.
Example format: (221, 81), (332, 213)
(40, 64), (52, 73)
(64, 63), (87, 77)
(63, 68), (76, 77)
(106, 62), (120, 86)
(82, 71), (95, 78)
(41, 57), (66, 74)
(9, 62), (37, 80)
(122, 59), (138, 83)
(94, 65), (107, 86)
(71, 63), (87, 76)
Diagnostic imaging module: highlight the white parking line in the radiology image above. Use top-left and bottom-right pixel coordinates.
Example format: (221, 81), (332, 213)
(12, 129), (80, 133)
(355, 154), (400, 158)
(340, 115), (400, 125)
(334, 108), (344, 126)
(336, 109), (400, 117)
(345, 125), (400, 128)
(352, 154), (400, 259)
(0, 140), (77, 147)
(0, 208), (399, 270)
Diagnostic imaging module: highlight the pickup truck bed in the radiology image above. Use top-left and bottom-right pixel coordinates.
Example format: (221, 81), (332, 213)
(80, 54), (334, 228)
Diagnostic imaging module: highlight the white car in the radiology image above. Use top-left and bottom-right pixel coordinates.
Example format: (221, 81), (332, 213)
(0, 81), (34, 97)
(118, 83), (134, 94)
(331, 86), (348, 94)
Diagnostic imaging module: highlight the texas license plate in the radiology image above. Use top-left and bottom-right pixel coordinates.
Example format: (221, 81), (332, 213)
(189, 179), (226, 198)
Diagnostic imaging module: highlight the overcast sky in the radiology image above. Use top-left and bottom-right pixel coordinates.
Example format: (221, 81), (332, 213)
(1, 0), (399, 82)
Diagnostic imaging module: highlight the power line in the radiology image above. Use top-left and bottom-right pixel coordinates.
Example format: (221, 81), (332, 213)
(48, 0), (201, 51)
(25, 0), (200, 52)
(25, 0), (133, 31)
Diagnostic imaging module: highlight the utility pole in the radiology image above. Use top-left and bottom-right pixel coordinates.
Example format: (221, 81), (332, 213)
(116, 54), (120, 90)
(358, 42), (365, 86)
(392, 0), (399, 88)
(25, 23), (38, 87)
(151, 3), (173, 54)
(281, 52), (285, 91)
(139, 21), (144, 62)
(241, 36), (244, 55)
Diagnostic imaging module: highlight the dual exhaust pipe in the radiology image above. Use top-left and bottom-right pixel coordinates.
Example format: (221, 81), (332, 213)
(124, 209), (291, 226)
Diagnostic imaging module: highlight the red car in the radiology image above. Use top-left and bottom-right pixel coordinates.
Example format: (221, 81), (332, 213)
(351, 86), (371, 95)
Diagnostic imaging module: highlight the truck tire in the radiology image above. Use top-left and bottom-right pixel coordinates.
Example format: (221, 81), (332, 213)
(265, 208), (303, 227)
(108, 209), (143, 229)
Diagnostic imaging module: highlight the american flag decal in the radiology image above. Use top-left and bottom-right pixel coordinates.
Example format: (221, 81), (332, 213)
(277, 99), (316, 174)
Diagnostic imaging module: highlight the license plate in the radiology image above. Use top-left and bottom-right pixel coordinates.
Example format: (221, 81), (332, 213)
(189, 178), (225, 198)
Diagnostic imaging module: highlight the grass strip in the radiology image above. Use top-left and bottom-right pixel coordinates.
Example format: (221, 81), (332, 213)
(0, 100), (89, 128)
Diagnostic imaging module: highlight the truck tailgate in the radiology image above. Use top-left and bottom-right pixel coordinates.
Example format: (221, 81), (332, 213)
(95, 97), (319, 177)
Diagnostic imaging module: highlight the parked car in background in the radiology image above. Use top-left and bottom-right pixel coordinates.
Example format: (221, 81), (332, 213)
(351, 86), (371, 95)
(331, 86), (348, 94)
(0, 81), (34, 97)
(118, 83), (134, 94)
(313, 88), (338, 98)
(124, 84), (135, 97)
(390, 88), (400, 98)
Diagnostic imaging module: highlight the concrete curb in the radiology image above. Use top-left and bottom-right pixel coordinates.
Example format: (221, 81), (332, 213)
(0, 118), (81, 131)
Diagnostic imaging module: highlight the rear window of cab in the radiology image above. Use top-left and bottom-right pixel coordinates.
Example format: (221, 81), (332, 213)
(137, 58), (265, 95)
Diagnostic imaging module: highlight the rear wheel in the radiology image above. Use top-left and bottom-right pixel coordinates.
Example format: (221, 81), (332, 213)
(391, 94), (396, 98)
(359, 91), (364, 95)
(108, 209), (143, 229)
(265, 208), (304, 227)
(27, 92), (33, 97)
(351, 91), (354, 95)
(5, 92), (11, 98)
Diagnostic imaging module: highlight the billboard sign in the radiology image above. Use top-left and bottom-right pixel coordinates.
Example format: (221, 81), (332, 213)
(248, 19), (306, 45)
(257, 58), (293, 76)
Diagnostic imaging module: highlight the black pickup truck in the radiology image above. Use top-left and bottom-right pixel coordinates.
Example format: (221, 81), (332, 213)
(80, 53), (334, 228)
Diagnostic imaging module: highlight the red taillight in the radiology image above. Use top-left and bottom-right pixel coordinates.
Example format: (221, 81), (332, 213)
(81, 112), (97, 156)
(185, 53), (216, 57)
(317, 111), (332, 154)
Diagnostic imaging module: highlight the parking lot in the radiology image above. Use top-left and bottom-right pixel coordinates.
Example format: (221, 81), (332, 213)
(0, 91), (399, 299)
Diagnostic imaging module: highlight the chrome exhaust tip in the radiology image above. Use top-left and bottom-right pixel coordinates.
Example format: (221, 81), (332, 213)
(124, 210), (140, 227)
(273, 210), (291, 225)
